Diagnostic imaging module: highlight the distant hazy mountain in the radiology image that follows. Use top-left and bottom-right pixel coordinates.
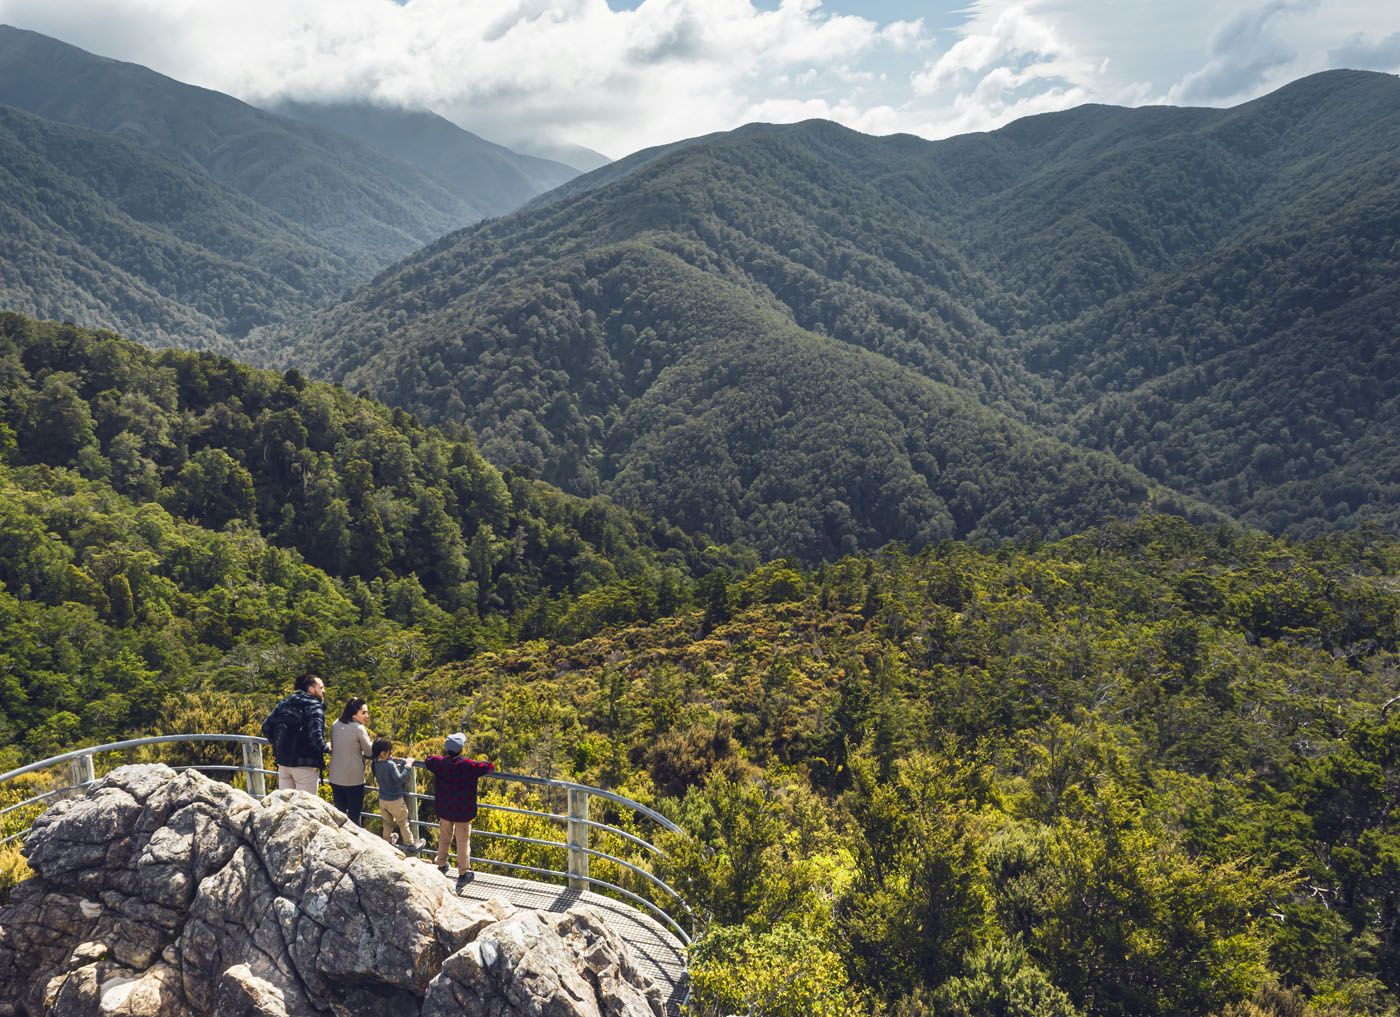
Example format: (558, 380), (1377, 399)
(269, 100), (578, 217)
(518, 140), (612, 173)
(0, 103), (354, 349)
(0, 24), (587, 349)
(288, 70), (1400, 554)
(0, 26), (480, 270)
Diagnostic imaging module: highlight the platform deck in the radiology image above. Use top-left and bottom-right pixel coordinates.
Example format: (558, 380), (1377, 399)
(441, 866), (689, 1015)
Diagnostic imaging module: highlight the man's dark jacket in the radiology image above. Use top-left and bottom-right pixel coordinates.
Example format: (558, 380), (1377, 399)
(261, 691), (328, 768)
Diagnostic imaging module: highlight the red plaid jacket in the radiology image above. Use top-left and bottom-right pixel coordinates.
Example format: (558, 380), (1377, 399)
(424, 755), (495, 822)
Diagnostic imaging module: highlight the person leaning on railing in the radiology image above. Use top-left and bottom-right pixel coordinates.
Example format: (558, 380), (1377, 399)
(1, 732), (693, 947)
(371, 738), (425, 853)
(260, 673), (328, 794)
(424, 732), (494, 882)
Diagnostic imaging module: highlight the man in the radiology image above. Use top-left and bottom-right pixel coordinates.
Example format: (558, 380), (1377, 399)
(260, 673), (328, 794)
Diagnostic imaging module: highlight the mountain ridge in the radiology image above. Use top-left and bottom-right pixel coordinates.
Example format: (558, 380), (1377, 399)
(0, 25), (480, 263)
(285, 68), (1400, 553)
(268, 99), (578, 215)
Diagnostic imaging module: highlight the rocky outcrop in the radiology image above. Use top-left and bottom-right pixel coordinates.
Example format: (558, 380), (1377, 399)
(0, 765), (665, 1017)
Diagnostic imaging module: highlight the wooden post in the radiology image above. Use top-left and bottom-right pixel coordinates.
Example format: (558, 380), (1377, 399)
(567, 788), (589, 892)
(242, 741), (266, 797)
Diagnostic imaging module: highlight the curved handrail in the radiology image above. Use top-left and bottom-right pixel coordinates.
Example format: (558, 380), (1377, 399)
(0, 733), (695, 945)
(0, 733), (261, 783)
(496, 770), (684, 836)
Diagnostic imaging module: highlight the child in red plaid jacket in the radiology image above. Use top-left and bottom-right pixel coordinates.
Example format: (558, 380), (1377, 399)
(425, 732), (495, 879)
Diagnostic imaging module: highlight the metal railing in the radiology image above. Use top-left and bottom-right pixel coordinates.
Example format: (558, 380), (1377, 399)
(0, 734), (693, 944)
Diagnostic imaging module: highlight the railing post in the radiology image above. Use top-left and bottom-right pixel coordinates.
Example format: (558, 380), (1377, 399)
(65, 752), (95, 790)
(567, 788), (589, 892)
(242, 741), (266, 797)
(405, 766), (420, 845)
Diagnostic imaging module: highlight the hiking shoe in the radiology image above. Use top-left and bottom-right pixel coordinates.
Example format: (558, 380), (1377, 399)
(408, 838), (427, 854)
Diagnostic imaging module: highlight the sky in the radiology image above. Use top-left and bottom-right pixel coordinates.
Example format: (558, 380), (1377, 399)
(1, 0), (1397, 162)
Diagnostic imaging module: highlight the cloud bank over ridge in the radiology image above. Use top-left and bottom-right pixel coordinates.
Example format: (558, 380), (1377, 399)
(0, 0), (1395, 159)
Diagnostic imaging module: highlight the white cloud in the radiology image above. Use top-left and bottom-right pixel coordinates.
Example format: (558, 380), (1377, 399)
(1167, 0), (1320, 104)
(900, 2), (1103, 138)
(899, 0), (1398, 140)
(0, 0), (929, 157)
(911, 4), (1079, 95)
(1329, 29), (1400, 72)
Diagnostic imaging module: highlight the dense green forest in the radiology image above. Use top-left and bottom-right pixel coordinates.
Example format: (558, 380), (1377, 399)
(284, 69), (1400, 551)
(409, 516), (1399, 1017)
(0, 103), (355, 349)
(298, 239), (1203, 559)
(0, 314), (752, 760)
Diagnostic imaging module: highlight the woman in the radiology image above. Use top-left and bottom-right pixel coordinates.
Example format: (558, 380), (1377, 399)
(329, 697), (373, 825)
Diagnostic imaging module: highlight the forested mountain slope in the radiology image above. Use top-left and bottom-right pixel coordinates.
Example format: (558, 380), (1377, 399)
(932, 71), (1399, 322)
(296, 234), (1201, 559)
(0, 313), (747, 757)
(289, 69), (1400, 553)
(0, 103), (354, 349)
(0, 26), (479, 268)
(270, 100), (578, 216)
(0, 25), (584, 350)
(924, 71), (1400, 535)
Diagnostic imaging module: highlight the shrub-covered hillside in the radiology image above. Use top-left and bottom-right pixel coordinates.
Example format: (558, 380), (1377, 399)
(381, 516), (1399, 1017)
(1, 313), (1396, 1017)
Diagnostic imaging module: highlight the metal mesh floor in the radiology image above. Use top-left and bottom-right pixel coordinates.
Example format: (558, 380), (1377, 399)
(440, 866), (689, 1015)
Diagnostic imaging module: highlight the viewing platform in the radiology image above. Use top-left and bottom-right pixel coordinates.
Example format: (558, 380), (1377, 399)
(0, 734), (692, 1014)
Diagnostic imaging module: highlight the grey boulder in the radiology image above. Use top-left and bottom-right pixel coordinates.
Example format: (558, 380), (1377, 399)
(0, 764), (665, 1017)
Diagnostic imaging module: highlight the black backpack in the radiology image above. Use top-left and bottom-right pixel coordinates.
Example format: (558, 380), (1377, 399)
(261, 698), (301, 763)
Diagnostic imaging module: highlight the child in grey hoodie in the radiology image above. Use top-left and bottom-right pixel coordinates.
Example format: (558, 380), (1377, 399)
(371, 738), (425, 853)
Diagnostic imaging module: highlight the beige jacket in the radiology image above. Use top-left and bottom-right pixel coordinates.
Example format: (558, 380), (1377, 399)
(328, 720), (372, 786)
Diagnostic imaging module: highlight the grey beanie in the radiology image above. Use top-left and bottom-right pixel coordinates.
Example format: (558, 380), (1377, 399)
(444, 732), (466, 754)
